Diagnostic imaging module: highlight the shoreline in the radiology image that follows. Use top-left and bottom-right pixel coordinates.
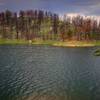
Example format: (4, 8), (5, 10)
(0, 39), (100, 47)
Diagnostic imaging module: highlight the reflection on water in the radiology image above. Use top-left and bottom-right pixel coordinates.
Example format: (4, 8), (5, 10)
(0, 45), (100, 100)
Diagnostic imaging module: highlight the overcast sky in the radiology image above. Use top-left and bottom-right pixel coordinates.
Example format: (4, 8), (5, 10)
(0, 0), (100, 16)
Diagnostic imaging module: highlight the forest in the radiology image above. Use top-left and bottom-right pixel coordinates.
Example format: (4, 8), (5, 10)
(0, 10), (100, 42)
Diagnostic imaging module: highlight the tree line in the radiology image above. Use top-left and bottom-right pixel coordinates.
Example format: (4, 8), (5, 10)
(0, 10), (100, 41)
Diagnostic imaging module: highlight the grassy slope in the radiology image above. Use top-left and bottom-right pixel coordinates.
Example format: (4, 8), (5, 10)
(0, 39), (100, 47)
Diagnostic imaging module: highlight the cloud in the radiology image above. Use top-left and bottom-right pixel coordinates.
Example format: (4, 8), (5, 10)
(63, 0), (100, 16)
(0, 3), (4, 6)
(0, 0), (5, 6)
(68, 0), (100, 6)
(0, 0), (100, 17)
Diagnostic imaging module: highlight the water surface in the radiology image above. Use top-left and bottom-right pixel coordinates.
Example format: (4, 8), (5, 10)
(0, 45), (100, 100)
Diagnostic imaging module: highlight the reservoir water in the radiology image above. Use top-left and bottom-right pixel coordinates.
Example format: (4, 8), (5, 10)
(0, 45), (100, 100)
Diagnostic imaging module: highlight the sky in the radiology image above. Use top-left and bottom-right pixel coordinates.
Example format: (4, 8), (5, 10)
(0, 0), (100, 17)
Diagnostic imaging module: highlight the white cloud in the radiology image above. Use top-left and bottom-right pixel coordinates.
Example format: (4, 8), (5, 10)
(59, 13), (100, 22)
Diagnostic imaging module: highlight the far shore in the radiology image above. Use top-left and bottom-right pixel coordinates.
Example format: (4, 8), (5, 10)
(0, 39), (100, 47)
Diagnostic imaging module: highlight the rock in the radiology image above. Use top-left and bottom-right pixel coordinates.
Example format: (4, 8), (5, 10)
(94, 49), (100, 56)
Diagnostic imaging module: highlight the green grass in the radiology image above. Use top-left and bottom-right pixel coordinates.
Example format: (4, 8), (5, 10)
(0, 39), (100, 47)
(94, 41), (100, 46)
(0, 39), (29, 45)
